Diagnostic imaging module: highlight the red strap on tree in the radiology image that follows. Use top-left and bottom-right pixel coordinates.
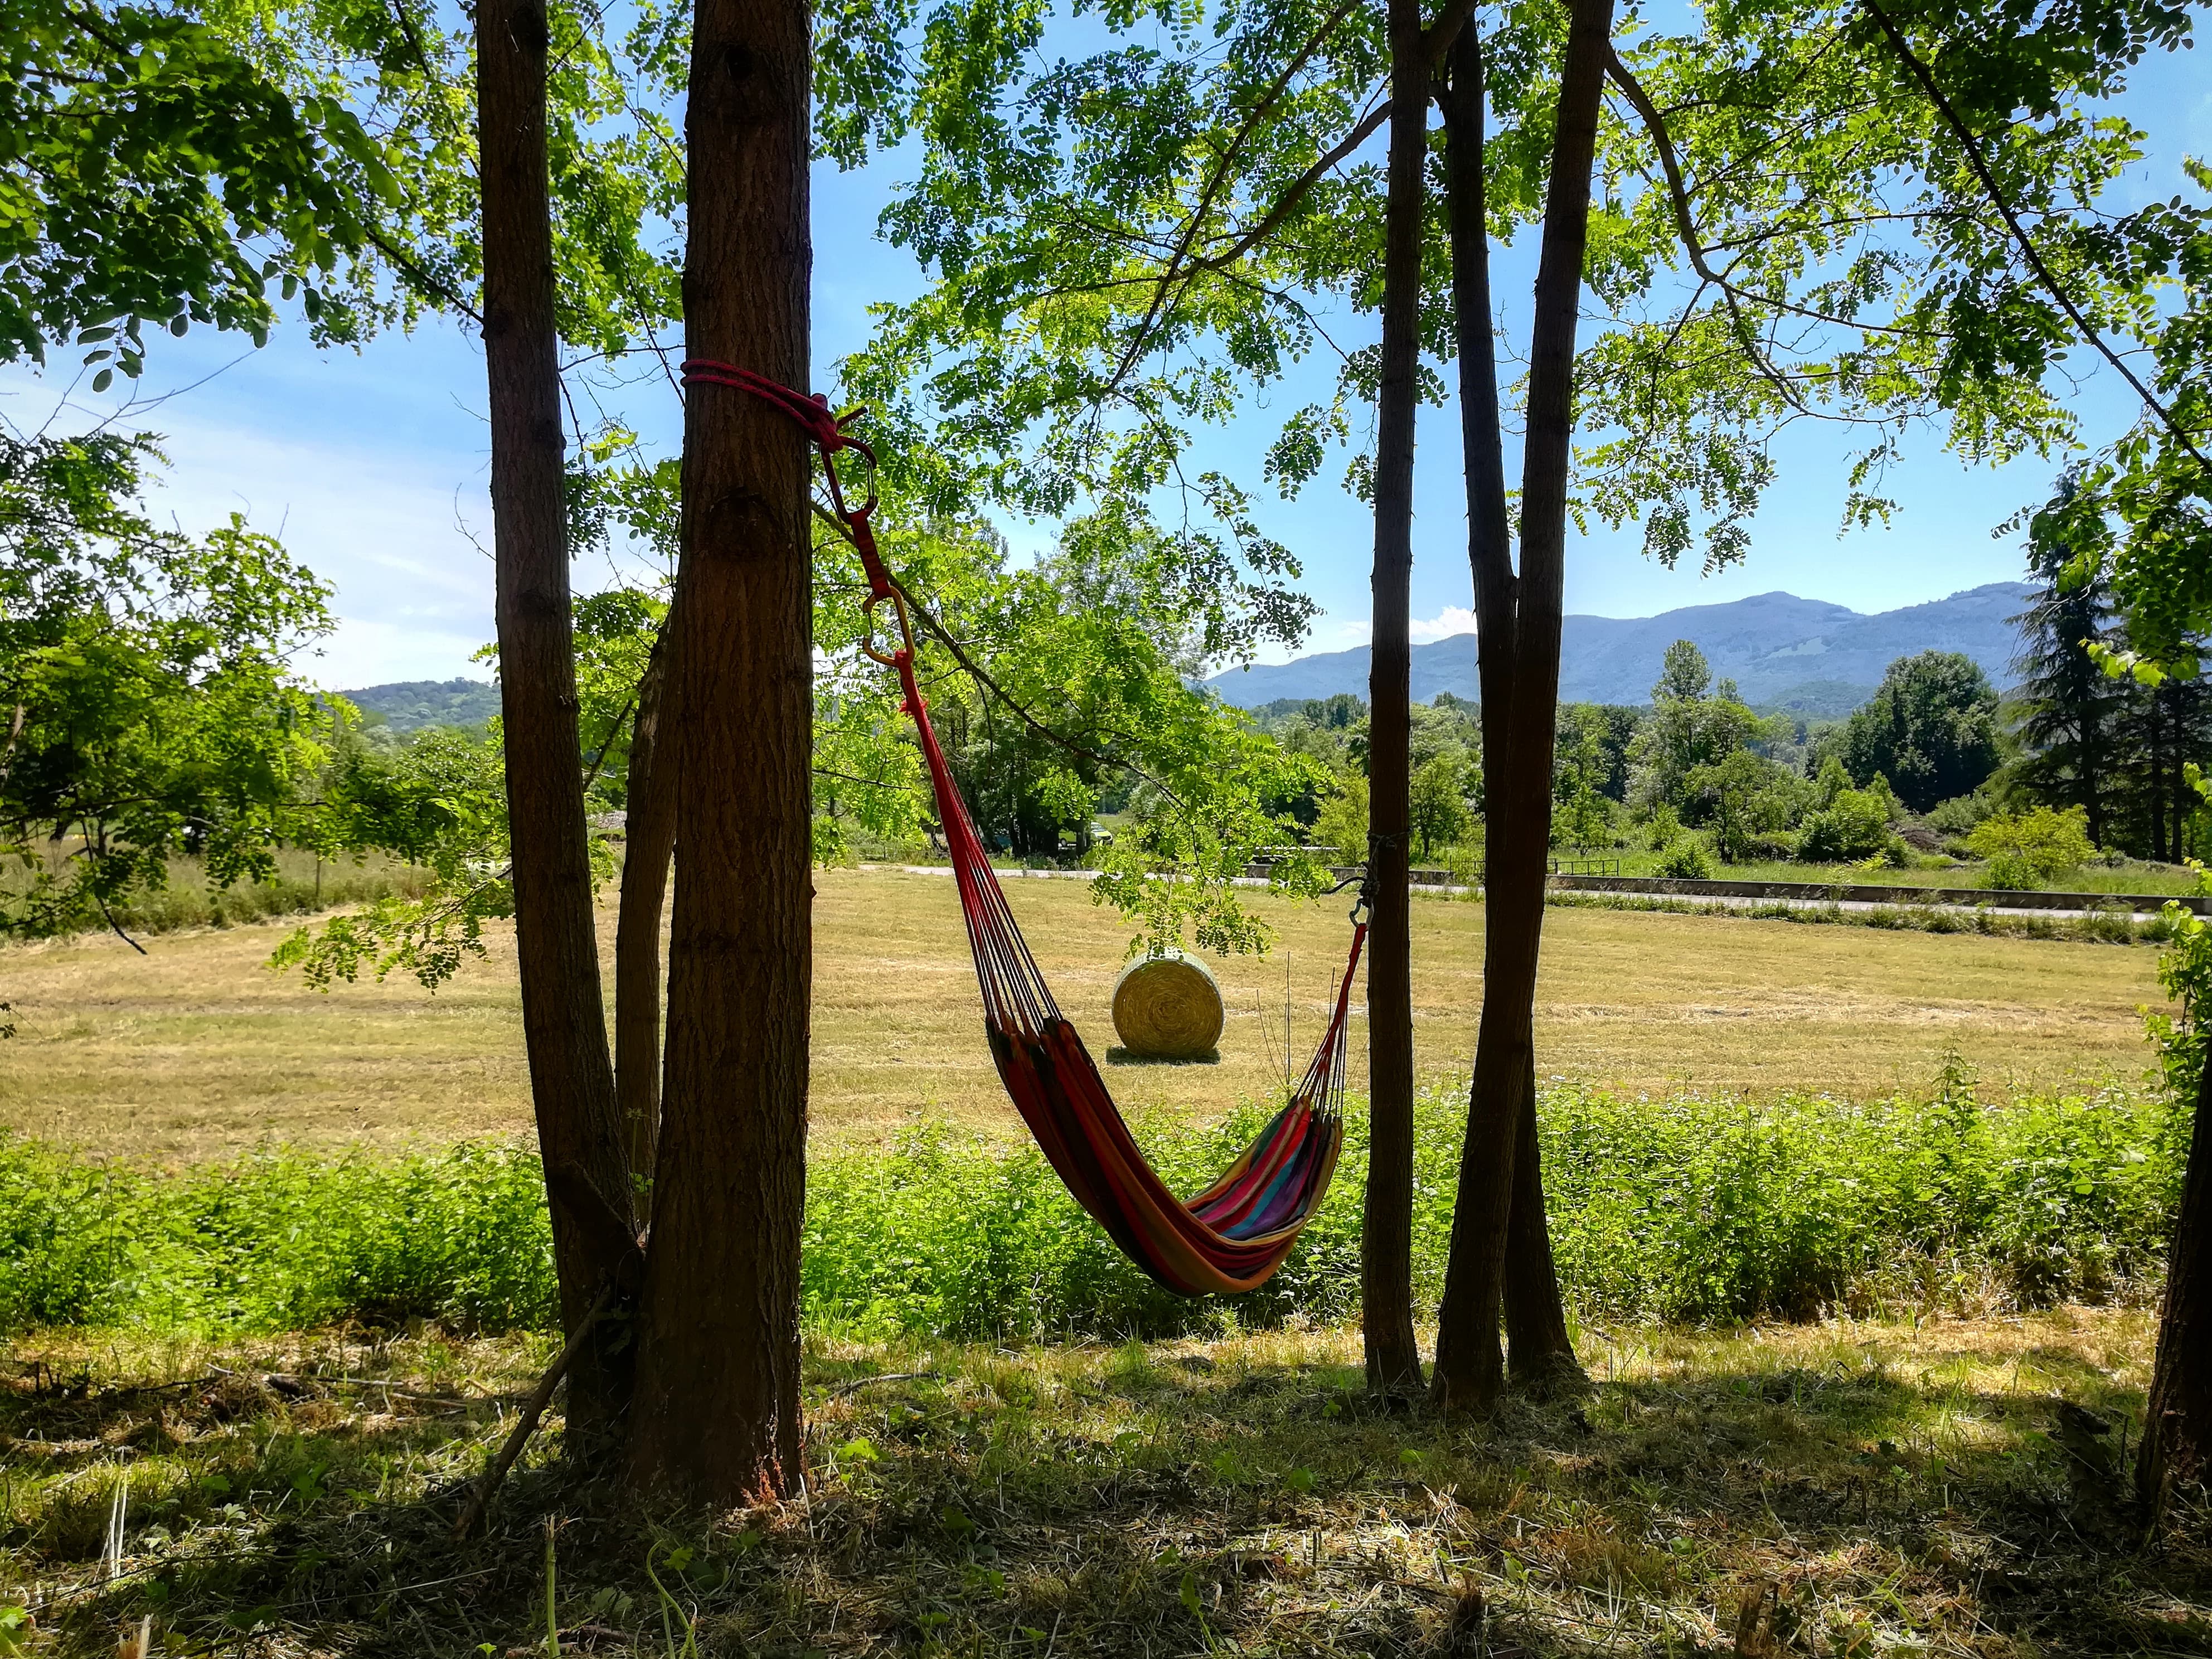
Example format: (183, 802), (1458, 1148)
(681, 358), (893, 601)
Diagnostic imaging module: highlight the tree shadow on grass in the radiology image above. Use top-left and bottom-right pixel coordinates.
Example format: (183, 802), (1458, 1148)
(8, 1321), (2212, 1658)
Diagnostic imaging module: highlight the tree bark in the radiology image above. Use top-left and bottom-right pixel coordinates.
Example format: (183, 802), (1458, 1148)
(476, 0), (635, 1437)
(1437, 22), (1582, 1396)
(1503, 1042), (1579, 1382)
(2139, 1045), (2212, 1516)
(1360, 0), (1429, 1398)
(625, 0), (812, 1503)
(1429, 0), (1612, 1414)
(614, 623), (679, 1208)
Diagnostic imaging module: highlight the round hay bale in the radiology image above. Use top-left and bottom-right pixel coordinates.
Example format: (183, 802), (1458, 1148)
(1111, 950), (1225, 1060)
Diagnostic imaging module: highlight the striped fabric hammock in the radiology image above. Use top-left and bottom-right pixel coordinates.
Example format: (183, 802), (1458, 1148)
(683, 360), (1369, 1296)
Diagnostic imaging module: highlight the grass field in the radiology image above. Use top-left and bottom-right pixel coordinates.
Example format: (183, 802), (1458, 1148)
(6, 1310), (2197, 1658)
(0, 866), (2167, 1162)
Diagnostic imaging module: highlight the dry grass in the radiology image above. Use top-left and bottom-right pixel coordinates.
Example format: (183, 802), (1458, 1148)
(0, 867), (2165, 1163)
(4, 1310), (2202, 1657)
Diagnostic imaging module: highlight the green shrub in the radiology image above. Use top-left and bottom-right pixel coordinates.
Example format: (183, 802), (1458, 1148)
(1969, 806), (2093, 889)
(1799, 787), (1896, 862)
(0, 1142), (554, 1334)
(0, 1069), (2182, 1341)
(1313, 775), (1368, 866)
(1926, 792), (1994, 837)
(1655, 835), (1717, 879)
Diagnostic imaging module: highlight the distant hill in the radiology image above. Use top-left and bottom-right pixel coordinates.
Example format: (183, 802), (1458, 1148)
(338, 678), (501, 733)
(1202, 583), (2032, 713)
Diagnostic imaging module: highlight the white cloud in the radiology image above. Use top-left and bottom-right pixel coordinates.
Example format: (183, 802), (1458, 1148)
(143, 422), (500, 687)
(1409, 606), (1478, 644)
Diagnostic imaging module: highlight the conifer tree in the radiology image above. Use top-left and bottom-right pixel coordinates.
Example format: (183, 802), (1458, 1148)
(2009, 482), (2124, 848)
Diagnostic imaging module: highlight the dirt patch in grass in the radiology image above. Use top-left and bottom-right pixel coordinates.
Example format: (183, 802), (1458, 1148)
(3, 1310), (2204, 1657)
(0, 867), (2165, 1162)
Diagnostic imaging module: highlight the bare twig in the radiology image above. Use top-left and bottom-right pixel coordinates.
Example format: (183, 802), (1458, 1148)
(450, 1278), (617, 1539)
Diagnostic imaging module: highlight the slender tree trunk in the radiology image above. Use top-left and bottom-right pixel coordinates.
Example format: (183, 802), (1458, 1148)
(1502, 1041), (1578, 1376)
(1360, 0), (1428, 1398)
(2151, 697), (2169, 864)
(2178, 722), (2191, 861)
(2082, 700), (2107, 848)
(614, 624), (679, 1207)
(2140, 1046), (2212, 1515)
(625, 0), (813, 1503)
(1430, 0), (1613, 1414)
(476, 0), (636, 1436)
(1437, 23), (1581, 1394)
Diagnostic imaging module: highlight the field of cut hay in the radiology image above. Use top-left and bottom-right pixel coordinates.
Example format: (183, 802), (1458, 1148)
(0, 865), (2167, 1162)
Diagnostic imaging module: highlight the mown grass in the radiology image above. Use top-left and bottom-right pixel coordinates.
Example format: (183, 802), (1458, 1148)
(0, 869), (2165, 1160)
(0, 1070), (2181, 1343)
(3, 1311), (2203, 1658)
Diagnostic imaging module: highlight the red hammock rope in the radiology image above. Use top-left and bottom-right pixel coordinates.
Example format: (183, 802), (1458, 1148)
(682, 360), (1368, 1295)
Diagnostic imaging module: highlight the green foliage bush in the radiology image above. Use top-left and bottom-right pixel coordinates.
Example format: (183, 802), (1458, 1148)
(0, 1071), (2181, 1341)
(1654, 835), (1718, 879)
(1799, 787), (1898, 862)
(1970, 806), (2094, 889)
(0, 1144), (555, 1333)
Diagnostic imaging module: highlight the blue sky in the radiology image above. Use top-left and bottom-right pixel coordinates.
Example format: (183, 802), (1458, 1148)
(2, 21), (2208, 688)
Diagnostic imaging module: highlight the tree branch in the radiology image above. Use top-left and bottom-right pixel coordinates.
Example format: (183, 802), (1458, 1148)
(1098, 0), (1364, 402)
(891, 580), (1186, 808)
(1859, 0), (2208, 470)
(1194, 95), (1393, 275)
(365, 226), (484, 325)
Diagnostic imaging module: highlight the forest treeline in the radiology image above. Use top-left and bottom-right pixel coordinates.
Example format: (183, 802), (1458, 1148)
(4, 426), (2205, 962)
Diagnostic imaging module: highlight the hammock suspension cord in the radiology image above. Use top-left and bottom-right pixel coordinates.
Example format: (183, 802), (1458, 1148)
(681, 359), (1369, 1295)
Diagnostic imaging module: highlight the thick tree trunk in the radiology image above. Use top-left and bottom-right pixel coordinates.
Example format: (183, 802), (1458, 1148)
(625, 0), (812, 1503)
(614, 626), (679, 1205)
(1438, 26), (1582, 1394)
(1430, 0), (1612, 1414)
(1360, 0), (1429, 1398)
(476, 0), (636, 1436)
(2139, 1046), (2212, 1515)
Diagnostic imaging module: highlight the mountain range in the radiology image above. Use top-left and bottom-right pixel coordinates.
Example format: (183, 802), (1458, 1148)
(1201, 582), (2035, 717)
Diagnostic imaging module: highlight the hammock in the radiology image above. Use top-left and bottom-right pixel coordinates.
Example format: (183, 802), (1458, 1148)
(683, 361), (1369, 1296)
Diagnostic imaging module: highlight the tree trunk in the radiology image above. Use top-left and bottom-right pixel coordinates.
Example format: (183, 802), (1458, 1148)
(476, 0), (636, 1437)
(1359, 0), (1429, 1398)
(1437, 22), (1581, 1395)
(1503, 1041), (1579, 1382)
(2139, 1045), (2212, 1515)
(1429, 0), (1612, 1414)
(625, 0), (812, 1503)
(614, 623), (680, 1207)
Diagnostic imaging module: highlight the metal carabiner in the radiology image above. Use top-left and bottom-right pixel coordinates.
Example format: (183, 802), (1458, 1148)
(858, 591), (901, 667)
